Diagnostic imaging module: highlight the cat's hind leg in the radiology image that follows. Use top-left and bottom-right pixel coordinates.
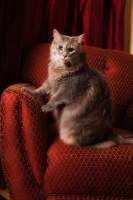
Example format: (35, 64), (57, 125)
(90, 140), (117, 149)
(60, 131), (79, 146)
(93, 134), (133, 149)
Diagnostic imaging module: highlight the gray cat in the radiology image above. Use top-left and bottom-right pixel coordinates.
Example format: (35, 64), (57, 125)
(21, 29), (133, 149)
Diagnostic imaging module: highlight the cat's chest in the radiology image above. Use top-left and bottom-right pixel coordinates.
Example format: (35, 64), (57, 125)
(55, 73), (89, 94)
(48, 68), (92, 96)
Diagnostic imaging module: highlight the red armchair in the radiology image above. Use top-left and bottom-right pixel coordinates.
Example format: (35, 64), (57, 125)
(1, 44), (133, 200)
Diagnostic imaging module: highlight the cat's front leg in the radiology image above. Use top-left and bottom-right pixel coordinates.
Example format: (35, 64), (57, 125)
(41, 104), (54, 112)
(21, 85), (46, 98)
(41, 97), (58, 112)
(41, 93), (69, 112)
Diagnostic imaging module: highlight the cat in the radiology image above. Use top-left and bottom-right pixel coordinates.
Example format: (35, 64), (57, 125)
(21, 29), (133, 149)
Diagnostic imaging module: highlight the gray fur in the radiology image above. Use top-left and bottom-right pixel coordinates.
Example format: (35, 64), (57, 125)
(21, 29), (133, 149)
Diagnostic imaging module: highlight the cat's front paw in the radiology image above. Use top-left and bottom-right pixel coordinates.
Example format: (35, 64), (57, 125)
(21, 87), (28, 92)
(41, 105), (54, 112)
(21, 87), (32, 95)
(21, 87), (38, 98)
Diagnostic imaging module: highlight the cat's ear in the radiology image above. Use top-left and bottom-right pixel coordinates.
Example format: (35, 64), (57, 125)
(53, 29), (63, 44)
(75, 33), (84, 44)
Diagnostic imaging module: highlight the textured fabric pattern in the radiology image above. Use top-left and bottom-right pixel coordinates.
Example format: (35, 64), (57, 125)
(1, 84), (47, 200)
(47, 195), (133, 200)
(83, 46), (133, 130)
(22, 44), (50, 87)
(45, 139), (133, 197)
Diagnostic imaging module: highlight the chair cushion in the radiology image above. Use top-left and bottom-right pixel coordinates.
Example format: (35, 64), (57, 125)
(44, 137), (133, 198)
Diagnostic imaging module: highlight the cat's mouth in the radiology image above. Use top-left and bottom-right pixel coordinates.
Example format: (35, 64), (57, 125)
(62, 58), (67, 62)
(61, 57), (69, 62)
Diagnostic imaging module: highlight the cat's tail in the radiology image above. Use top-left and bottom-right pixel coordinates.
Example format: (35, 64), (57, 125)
(91, 133), (133, 149)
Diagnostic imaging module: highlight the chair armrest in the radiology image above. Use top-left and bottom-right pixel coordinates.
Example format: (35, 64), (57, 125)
(0, 83), (47, 200)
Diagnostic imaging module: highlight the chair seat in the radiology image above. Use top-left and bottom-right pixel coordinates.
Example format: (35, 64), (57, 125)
(45, 138), (133, 198)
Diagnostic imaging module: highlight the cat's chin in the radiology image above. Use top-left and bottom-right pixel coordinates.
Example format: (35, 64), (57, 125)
(63, 61), (72, 67)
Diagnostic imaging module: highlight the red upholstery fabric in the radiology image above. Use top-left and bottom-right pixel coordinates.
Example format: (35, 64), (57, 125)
(1, 84), (47, 200)
(22, 44), (50, 88)
(45, 139), (133, 197)
(47, 196), (133, 200)
(1, 44), (133, 200)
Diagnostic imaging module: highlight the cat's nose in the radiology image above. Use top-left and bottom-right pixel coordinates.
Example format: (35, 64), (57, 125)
(63, 53), (67, 58)
(62, 54), (68, 61)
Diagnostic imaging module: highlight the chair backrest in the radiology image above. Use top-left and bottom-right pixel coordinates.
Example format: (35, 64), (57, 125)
(21, 43), (133, 131)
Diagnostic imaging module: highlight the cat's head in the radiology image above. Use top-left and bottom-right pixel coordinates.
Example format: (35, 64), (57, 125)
(50, 29), (84, 68)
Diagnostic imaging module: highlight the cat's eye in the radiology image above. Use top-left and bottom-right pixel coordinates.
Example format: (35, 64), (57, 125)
(58, 45), (63, 50)
(68, 48), (74, 52)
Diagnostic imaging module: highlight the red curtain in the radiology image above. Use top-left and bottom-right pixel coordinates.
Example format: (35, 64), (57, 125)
(0, 0), (44, 95)
(40, 0), (126, 49)
(0, 0), (126, 95)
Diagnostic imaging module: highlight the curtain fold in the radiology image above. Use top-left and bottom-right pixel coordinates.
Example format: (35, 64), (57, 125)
(40, 0), (126, 49)
(0, 0), (126, 95)
(103, 0), (126, 50)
